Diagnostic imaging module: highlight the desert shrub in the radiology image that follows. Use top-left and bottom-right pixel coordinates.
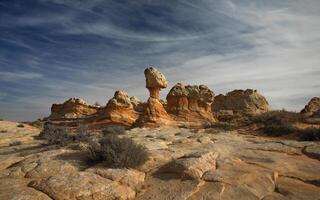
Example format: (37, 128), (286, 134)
(39, 123), (72, 146)
(102, 125), (126, 136)
(210, 122), (237, 131)
(9, 141), (22, 146)
(262, 124), (297, 137)
(17, 123), (25, 128)
(82, 134), (149, 168)
(0, 119), (3, 121)
(0, 130), (7, 133)
(252, 110), (301, 126)
(299, 128), (320, 141)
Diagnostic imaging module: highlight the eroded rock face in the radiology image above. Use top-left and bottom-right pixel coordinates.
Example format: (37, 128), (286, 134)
(138, 67), (172, 127)
(212, 89), (269, 115)
(166, 83), (217, 125)
(144, 67), (168, 99)
(104, 90), (139, 126)
(301, 97), (320, 117)
(49, 98), (99, 120)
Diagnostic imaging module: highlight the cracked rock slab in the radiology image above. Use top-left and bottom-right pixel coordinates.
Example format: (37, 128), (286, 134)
(86, 167), (145, 189)
(303, 145), (320, 160)
(29, 172), (135, 200)
(0, 178), (51, 200)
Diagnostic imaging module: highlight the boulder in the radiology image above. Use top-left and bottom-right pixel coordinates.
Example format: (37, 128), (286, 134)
(212, 89), (269, 115)
(301, 97), (320, 117)
(159, 151), (218, 179)
(144, 67), (168, 99)
(166, 83), (217, 124)
(49, 98), (99, 120)
(104, 90), (139, 126)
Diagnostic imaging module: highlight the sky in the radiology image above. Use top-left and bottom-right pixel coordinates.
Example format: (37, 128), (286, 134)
(0, 0), (320, 121)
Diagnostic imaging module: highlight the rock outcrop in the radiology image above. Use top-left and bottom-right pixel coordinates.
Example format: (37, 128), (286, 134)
(45, 66), (219, 128)
(49, 98), (99, 120)
(301, 97), (320, 117)
(166, 83), (217, 125)
(103, 90), (139, 126)
(137, 67), (172, 127)
(212, 89), (269, 115)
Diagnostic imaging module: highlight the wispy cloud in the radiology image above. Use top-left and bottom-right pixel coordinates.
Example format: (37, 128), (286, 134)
(0, 71), (43, 82)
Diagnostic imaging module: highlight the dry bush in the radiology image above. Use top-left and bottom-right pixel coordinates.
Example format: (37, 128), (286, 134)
(81, 134), (149, 168)
(39, 123), (72, 146)
(17, 123), (25, 128)
(252, 110), (301, 126)
(102, 125), (126, 136)
(0, 130), (7, 133)
(210, 122), (238, 131)
(250, 110), (302, 136)
(9, 141), (22, 146)
(299, 128), (320, 141)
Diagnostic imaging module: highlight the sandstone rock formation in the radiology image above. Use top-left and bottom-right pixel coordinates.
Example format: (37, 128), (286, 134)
(49, 98), (99, 120)
(45, 67), (219, 128)
(301, 97), (320, 117)
(212, 89), (269, 115)
(137, 67), (172, 127)
(104, 90), (139, 126)
(166, 83), (217, 125)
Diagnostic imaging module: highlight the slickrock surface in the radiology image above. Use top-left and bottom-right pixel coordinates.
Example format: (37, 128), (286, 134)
(213, 89), (269, 115)
(1, 120), (319, 200)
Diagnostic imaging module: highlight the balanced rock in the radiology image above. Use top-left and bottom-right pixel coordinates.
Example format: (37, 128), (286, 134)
(104, 90), (139, 126)
(301, 97), (320, 117)
(212, 89), (269, 115)
(144, 67), (168, 99)
(138, 67), (172, 127)
(166, 83), (217, 124)
(49, 98), (99, 120)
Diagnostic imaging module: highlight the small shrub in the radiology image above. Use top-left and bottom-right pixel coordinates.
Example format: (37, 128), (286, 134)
(82, 135), (149, 168)
(210, 122), (237, 131)
(252, 110), (301, 126)
(0, 119), (3, 121)
(299, 128), (320, 141)
(39, 124), (72, 146)
(9, 141), (22, 146)
(103, 125), (126, 136)
(17, 123), (25, 128)
(0, 130), (7, 133)
(262, 124), (297, 137)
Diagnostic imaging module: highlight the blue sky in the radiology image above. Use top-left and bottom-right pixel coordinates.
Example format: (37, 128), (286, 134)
(0, 0), (320, 121)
